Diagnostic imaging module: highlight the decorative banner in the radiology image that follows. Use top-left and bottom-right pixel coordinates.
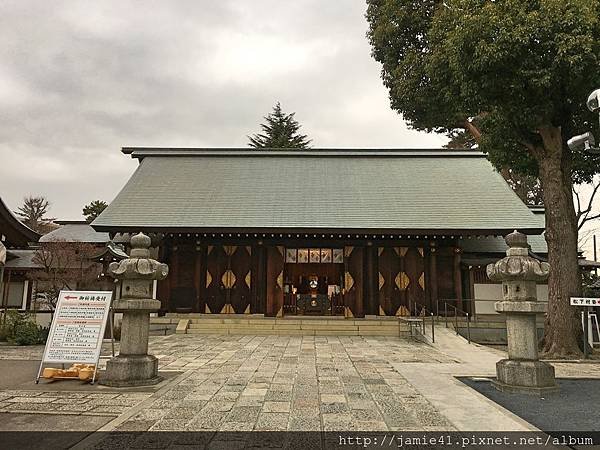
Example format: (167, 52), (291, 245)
(298, 249), (309, 263)
(309, 248), (321, 263)
(332, 248), (344, 263)
(285, 248), (297, 263)
(40, 291), (112, 365)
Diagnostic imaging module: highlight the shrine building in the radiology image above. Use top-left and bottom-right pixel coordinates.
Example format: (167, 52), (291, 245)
(91, 148), (545, 318)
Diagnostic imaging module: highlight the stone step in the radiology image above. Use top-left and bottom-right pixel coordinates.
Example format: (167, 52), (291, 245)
(160, 314), (410, 336)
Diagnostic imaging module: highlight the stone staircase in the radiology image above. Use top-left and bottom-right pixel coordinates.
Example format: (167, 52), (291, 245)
(152, 314), (410, 336)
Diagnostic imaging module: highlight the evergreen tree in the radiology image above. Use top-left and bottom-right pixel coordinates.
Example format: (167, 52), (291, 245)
(248, 102), (311, 149)
(366, 0), (600, 358)
(15, 195), (53, 233)
(82, 200), (108, 223)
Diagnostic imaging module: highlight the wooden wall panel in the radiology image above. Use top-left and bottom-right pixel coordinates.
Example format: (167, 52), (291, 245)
(405, 247), (426, 313)
(205, 245), (228, 313)
(377, 247), (402, 316)
(436, 247), (456, 301)
(266, 245), (284, 317)
(230, 246), (252, 314)
(169, 244), (197, 312)
(344, 246), (364, 318)
(251, 245), (266, 314)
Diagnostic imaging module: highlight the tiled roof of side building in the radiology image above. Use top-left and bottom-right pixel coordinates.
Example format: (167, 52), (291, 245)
(92, 148), (544, 234)
(40, 222), (110, 243)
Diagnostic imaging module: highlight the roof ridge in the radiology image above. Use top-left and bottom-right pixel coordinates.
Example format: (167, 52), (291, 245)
(122, 147), (486, 159)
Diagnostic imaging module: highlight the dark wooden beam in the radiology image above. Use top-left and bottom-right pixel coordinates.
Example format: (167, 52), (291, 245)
(453, 247), (463, 312)
(429, 242), (438, 314)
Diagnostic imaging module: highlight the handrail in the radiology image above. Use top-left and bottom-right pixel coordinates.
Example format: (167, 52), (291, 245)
(401, 300), (436, 343)
(442, 301), (471, 343)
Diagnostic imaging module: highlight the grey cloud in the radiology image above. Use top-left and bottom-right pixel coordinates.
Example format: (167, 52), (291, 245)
(0, 1), (447, 219)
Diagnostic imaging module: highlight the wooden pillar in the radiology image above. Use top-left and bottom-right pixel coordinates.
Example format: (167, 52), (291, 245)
(170, 244), (179, 312)
(265, 245), (284, 317)
(429, 242), (438, 314)
(193, 244), (206, 313)
(453, 247), (463, 312)
(344, 246), (364, 318)
(251, 244), (266, 314)
(364, 244), (378, 315)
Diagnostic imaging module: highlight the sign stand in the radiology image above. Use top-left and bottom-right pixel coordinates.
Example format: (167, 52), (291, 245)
(583, 309), (590, 360)
(35, 290), (112, 384)
(571, 297), (600, 360)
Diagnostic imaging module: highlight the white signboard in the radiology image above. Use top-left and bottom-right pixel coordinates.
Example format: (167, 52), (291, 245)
(41, 290), (112, 364)
(570, 297), (600, 306)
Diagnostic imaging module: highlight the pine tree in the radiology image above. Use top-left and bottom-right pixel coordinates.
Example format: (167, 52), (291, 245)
(82, 200), (108, 223)
(15, 195), (53, 233)
(248, 102), (311, 149)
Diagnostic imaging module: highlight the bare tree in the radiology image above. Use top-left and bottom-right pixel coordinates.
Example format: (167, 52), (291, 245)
(574, 176), (600, 232)
(29, 240), (101, 310)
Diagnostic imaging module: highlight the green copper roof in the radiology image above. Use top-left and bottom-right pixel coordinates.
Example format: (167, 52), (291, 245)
(92, 148), (544, 234)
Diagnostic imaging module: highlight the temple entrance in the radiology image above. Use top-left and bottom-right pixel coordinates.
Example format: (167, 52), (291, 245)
(282, 248), (345, 315)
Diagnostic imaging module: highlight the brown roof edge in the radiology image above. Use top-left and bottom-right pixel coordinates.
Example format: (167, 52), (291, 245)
(0, 197), (41, 247)
(90, 224), (545, 237)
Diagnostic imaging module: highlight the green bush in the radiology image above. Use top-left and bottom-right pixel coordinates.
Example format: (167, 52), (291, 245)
(1, 310), (48, 345)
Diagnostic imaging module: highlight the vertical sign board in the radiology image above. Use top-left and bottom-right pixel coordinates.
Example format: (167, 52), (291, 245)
(570, 297), (600, 353)
(36, 290), (112, 383)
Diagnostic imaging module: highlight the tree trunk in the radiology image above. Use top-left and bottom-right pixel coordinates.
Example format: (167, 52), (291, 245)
(536, 126), (582, 358)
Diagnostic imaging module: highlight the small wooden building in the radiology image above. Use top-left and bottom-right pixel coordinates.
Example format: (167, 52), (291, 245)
(92, 148), (544, 317)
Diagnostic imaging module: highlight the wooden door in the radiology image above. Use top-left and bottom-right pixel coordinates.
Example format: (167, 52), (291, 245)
(205, 245), (228, 313)
(405, 247), (426, 314)
(229, 246), (252, 314)
(343, 246), (363, 318)
(265, 245), (284, 317)
(378, 247), (404, 316)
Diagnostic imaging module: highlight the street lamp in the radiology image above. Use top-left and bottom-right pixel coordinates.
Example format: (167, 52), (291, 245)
(568, 89), (600, 153)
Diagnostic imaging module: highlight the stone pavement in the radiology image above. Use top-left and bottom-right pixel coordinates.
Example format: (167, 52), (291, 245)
(110, 334), (456, 432)
(0, 332), (598, 436)
(392, 326), (600, 432)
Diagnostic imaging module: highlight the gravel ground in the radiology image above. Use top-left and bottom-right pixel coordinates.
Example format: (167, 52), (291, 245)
(461, 377), (600, 432)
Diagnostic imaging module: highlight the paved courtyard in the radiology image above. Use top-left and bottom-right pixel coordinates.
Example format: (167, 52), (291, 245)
(0, 331), (598, 440)
(0, 335), (456, 432)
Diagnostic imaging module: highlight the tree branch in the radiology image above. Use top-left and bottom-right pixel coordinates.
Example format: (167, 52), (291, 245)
(463, 119), (481, 142)
(577, 177), (600, 230)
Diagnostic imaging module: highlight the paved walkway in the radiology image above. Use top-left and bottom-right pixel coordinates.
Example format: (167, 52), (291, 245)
(0, 330), (597, 437)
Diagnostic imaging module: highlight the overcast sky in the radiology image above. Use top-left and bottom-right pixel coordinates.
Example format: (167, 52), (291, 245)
(0, 1), (447, 220)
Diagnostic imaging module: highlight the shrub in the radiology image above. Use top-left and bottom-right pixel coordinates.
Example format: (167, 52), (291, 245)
(1, 310), (48, 345)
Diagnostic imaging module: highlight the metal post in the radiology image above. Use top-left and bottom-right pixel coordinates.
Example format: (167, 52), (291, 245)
(431, 312), (435, 343)
(455, 306), (458, 335)
(466, 312), (471, 344)
(109, 309), (115, 357)
(583, 309), (589, 360)
(594, 235), (598, 276)
(444, 303), (448, 328)
(0, 265), (5, 311)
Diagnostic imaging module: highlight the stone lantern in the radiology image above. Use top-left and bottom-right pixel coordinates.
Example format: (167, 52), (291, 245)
(486, 231), (558, 394)
(102, 232), (168, 386)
